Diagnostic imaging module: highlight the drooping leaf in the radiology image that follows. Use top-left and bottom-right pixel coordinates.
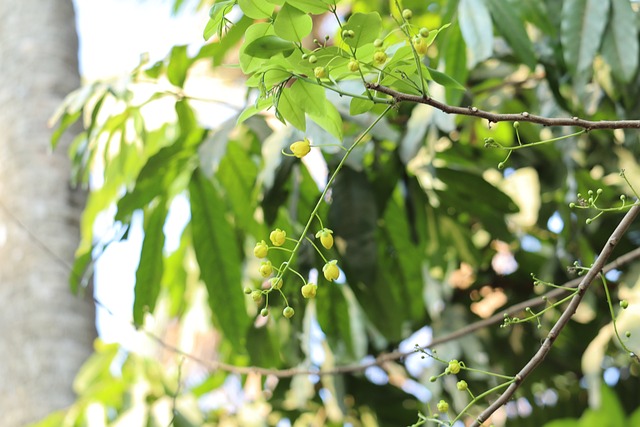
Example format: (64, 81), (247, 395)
(458, 0), (493, 68)
(244, 35), (295, 59)
(273, 3), (312, 42)
(485, 0), (537, 69)
(167, 45), (191, 87)
(601, 0), (639, 83)
(189, 168), (249, 352)
(349, 96), (375, 116)
(560, 0), (610, 74)
(133, 198), (168, 326)
(277, 86), (306, 130)
(426, 66), (465, 90)
(442, 22), (468, 105)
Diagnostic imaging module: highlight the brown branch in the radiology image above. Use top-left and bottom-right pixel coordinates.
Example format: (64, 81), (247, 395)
(138, 246), (640, 379)
(366, 83), (640, 130)
(472, 205), (640, 426)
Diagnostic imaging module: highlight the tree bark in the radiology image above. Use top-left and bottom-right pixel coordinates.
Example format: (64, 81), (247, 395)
(0, 1), (95, 425)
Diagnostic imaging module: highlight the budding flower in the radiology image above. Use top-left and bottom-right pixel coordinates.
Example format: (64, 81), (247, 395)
(348, 60), (360, 72)
(373, 50), (387, 65)
(456, 380), (468, 391)
(315, 228), (334, 249)
(447, 359), (461, 374)
(436, 400), (449, 413)
(283, 306), (295, 319)
(270, 277), (283, 290)
(254, 240), (268, 258)
(270, 228), (287, 246)
(301, 283), (318, 298)
(323, 260), (340, 282)
(314, 66), (326, 79)
(259, 261), (273, 278)
(290, 138), (311, 158)
(413, 37), (428, 55)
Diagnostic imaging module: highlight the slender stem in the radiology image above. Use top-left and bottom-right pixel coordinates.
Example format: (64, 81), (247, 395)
(276, 105), (394, 282)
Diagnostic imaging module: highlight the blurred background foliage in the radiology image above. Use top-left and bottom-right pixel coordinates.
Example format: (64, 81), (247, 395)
(41, 0), (640, 425)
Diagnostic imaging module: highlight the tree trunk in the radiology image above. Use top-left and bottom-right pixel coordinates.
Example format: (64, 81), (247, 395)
(0, 1), (95, 425)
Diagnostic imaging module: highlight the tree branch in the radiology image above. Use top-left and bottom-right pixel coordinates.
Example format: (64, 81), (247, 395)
(136, 246), (640, 379)
(472, 205), (640, 426)
(366, 83), (640, 130)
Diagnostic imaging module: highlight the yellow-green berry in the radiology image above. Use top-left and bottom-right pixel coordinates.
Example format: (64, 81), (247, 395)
(301, 283), (318, 298)
(314, 66), (326, 79)
(259, 261), (273, 278)
(270, 228), (287, 246)
(323, 260), (340, 282)
(348, 60), (359, 72)
(402, 9), (412, 20)
(316, 228), (334, 250)
(373, 50), (387, 65)
(447, 359), (461, 374)
(620, 300), (629, 309)
(253, 240), (268, 258)
(419, 27), (430, 38)
(251, 290), (262, 302)
(308, 54), (317, 64)
(243, 287), (252, 294)
(437, 400), (449, 413)
(270, 277), (283, 290)
(260, 308), (269, 317)
(283, 306), (295, 318)
(290, 138), (311, 158)
(413, 36), (428, 55)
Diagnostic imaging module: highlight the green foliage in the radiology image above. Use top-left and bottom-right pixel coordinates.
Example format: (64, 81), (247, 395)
(44, 0), (640, 426)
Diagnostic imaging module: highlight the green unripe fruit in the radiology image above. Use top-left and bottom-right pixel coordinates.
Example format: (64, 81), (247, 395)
(373, 38), (383, 48)
(620, 300), (629, 309)
(513, 121), (520, 129)
(347, 29), (355, 38)
(308, 54), (317, 64)
(419, 27), (430, 38)
(314, 66), (326, 79)
(348, 60), (359, 72)
(402, 9), (412, 20)
(341, 29), (349, 39)
(251, 290), (262, 302)
(260, 308), (269, 317)
(244, 287), (252, 294)
(283, 306), (295, 318)
(373, 51), (388, 65)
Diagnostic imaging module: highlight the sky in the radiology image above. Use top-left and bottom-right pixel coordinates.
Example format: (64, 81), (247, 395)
(73, 0), (209, 344)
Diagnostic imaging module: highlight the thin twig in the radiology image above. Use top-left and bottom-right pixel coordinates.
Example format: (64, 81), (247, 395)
(366, 83), (640, 130)
(472, 205), (640, 426)
(139, 246), (640, 378)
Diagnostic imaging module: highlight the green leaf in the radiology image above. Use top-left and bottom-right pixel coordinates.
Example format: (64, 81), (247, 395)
(203, 0), (235, 41)
(167, 45), (191, 88)
(51, 110), (82, 149)
(244, 35), (295, 58)
(442, 23), (468, 105)
(349, 96), (375, 115)
(133, 199), (167, 326)
(189, 168), (249, 351)
(273, 3), (312, 42)
(485, 0), (537, 69)
(237, 97), (274, 125)
(240, 23), (274, 74)
(286, 0), (330, 14)
(289, 79), (326, 116)
(277, 86), (306, 130)
(560, 0), (610, 74)
(307, 97), (343, 140)
(342, 12), (382, 49)
(426, 66), (465, 90)
(217, 141), (259, 232)
(601, 0), (638, 83)
(579, 384), (625, 427)
(238, 0), (275, 19)
(458, 0), (493, 68)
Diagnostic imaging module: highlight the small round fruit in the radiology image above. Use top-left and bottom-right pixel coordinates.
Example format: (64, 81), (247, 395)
(308, 54), (317, 64)
(373, 38), (383, 48)
(283, 306), (295, 318)
(373, 51), (387, 65)
(402, 9), (413, 20)
(314, 66), (326, 79)
(348, 60), (359, 72)
(251, 290), (262, 302)
(419, 28), (430, 38)
(260, 308), (269, 317)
